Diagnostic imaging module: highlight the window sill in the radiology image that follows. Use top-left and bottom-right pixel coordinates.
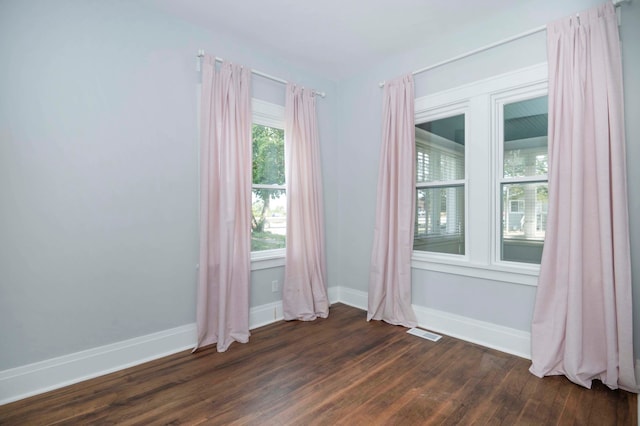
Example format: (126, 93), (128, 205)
(251, 249), (285, 271)
(411, 252), (539, 286)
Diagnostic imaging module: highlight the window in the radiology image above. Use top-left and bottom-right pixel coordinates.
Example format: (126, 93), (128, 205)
(251, 124), (286, 251)
(411, 63), (548, 285)
(251, 99), (286, 265)
(414, 114), (465, 255)
(499, 96), (548, 264)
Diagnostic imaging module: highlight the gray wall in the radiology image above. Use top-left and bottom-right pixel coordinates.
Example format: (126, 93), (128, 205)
(1, 0), (638, 373)
(335, 0), (640, 354)
(0, 0), (337, 370)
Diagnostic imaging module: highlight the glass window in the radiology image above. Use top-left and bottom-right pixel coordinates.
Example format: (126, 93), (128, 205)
(411, 64), (547, 284)
(251, 124), (286, 252)
(500, 96), (548, 264)
(414, 114), (465, 255)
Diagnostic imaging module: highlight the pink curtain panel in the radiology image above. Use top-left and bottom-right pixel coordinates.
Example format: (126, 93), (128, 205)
(195, 56), (252, 352)
(367, 74), (418, 328)
(530, 3), (637, 392)
(283, 84), (329, 321)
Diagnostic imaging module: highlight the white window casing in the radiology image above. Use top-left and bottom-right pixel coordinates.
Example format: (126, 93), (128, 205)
(412, 63), (548, 286)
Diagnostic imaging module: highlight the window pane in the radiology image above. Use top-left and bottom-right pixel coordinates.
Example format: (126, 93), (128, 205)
(251, 189), (286, 251)
(415, 114), (465, 183)
(414, 186), (465, 255)
(252, 124), (285, 185)
(503, 96), (548, 178)
(252, 123), (286, 252)
(501, 182), (547, 263)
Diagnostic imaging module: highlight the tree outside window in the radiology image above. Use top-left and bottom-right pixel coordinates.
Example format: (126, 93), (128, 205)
(251, 124), (286, 252)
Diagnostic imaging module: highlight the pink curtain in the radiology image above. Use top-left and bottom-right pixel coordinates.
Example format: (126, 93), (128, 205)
(367, 75), (417, 328)
(195, 56), (252, 352)
(530, 3), (637, 392)
(282, 84), (329, 321)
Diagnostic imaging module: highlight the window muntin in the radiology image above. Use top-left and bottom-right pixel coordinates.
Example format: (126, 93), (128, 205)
(499, 96), (548, 264)
(414, 114), (465, 255)
(251, 123), (286, 252)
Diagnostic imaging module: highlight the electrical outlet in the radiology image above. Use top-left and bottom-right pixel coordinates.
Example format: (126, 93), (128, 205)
(271, 280), (280, 292)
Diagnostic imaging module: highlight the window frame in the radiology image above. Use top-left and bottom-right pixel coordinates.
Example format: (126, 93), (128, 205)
(411, 63), (548, 286)
(414, 104), (469, 261)
(493, 87), (549, 267)
(251, 99), (287, 270)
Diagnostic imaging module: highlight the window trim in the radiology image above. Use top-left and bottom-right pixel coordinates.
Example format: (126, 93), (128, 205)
(251, 99), (286, 270)
(412, 62), (548, 286)
(414, 103), (469, 261)
(491, 85), (549, 269)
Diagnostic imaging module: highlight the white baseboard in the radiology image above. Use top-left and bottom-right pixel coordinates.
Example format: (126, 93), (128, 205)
(334, 287), (531, 359)
(334, 286), (368, 310)
(0, 301), (286, 406)
(0, 323), (197, 406)
(0, 287), (575, 405)
(412, 305), (531, 359)
(249, 301), (284, 329)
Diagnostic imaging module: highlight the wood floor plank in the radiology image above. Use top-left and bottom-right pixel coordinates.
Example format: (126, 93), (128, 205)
(0, 304), (635, 425)
(294, 336), (458, 424)
(441, 350), (518, 424)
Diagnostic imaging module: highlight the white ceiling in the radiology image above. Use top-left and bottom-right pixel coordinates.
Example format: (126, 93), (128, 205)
(140, 0), (530, 80)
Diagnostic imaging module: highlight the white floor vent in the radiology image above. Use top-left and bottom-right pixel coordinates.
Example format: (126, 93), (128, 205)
(407, 327), (442, 342)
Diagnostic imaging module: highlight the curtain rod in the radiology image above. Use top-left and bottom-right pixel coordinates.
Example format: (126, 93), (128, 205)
(378, 0), (629, 88)
(196, 50), (326, 98)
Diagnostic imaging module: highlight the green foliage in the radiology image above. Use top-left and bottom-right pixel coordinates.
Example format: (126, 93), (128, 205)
(252, 124), (285, 185)
(503, 149), (548, 204)
(504, 150), (548, 178)
(504, 150), (526, 178)
(535, 154), (548, 176)
(251, 124), (285, 233)
(251, 231), (286, 252)
(537, 184), (548, 203)
(504, 183), (548, 205)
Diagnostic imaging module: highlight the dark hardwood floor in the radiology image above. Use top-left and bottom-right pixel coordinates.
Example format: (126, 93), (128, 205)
(0, 303), (636, 425)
